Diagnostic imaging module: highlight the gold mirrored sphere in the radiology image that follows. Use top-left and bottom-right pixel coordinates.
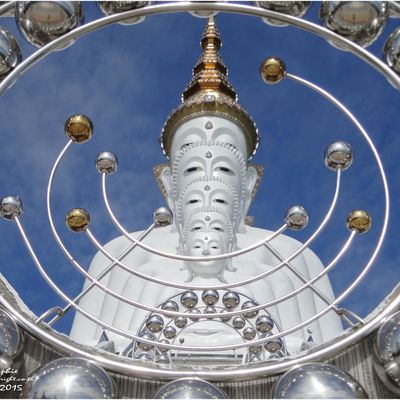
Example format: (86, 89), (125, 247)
(66, 208), (90, 232)
(261, 57), (286, 84)
(64, 114), (93, 143)
(346, 210), (371, 234)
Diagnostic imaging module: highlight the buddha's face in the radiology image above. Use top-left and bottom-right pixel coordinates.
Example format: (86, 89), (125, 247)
(170, 116), (248, 161)
(171, 142), (246, 200)
(177, 177), (238, 226)
(184, 208), (234, 249)
(186, 230), (227, 276)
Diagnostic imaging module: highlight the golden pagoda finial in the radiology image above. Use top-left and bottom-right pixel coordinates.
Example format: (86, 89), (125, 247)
(182, 16), (236, 101)
(161, 18), (259, 160)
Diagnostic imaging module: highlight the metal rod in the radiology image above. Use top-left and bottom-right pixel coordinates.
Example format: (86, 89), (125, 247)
(0, 2), (15, 17)
(35, 306), (63, 324)
(263, 242), (355, 327)
(47, 223), (156, 326)
(336, 308), (366, 325)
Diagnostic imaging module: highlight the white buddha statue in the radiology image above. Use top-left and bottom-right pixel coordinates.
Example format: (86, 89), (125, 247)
(70, 18), (342, 361)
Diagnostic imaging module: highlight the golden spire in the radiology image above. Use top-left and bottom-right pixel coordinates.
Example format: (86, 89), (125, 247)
(183, 17), (236, 101)
(161, 18), (259, 160)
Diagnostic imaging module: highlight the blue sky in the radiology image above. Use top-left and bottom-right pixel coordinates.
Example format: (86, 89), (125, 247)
(0, 1), (399, 335)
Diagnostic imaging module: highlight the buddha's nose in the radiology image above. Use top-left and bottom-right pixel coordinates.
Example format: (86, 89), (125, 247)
(202, 248), (210, 256)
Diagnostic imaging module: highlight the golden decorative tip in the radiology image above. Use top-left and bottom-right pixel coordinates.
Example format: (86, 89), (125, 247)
(261, 57), (286, 84)
(65, 114), (93, 143)
(346, 210), (371, 234)
(183, 17), (236, 101)
(66, 208), (90, 232)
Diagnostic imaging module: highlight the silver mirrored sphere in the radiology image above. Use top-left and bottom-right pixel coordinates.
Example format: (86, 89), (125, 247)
(383, 27), (400, 74)
(15, 1), (84, 49)
(0, 309), (22, 368)
(152, 378), (227, 399)
(0, 27), (21, 79)
(180, 291), (198, 309)
(163, 326), (177, 340)
(157, 354), (171, 364)
(96, 151), (118, 174)
(222, 291), (240, 309)
(189, 307), (201, 321)
(174, 316), (187, 329)
(157, 339), (170, 354)
(153, 207), (173, 227)
(320, 1), (389, 48)
(162, 300), (179, 312)
(274, 362), (367, 399)
(264, 337), (284, 353)
(324, 141), (353, 171)
(146, 315), (164, 333)
(97, 2), (151, 25)
(243, 327), (257, 340)
(204, 306), (216, 318)
(249, 344), (262, 354)
(0, 195), (23, 220)
(232, 316), (246, 330)
(241, 300), (259, 319)
(188, 1), (225, 18)
(256, 1), (311, 26)
(21, 357), (115, 399)
(373, 311), (400, 395)
(138, 353), (154, 362)
(219, 310), (231, 323)
(202, 289), (219, 305)
(285, 205), (308, 230)
(137, 332), (156, 351)
(256, 315), (274, 333)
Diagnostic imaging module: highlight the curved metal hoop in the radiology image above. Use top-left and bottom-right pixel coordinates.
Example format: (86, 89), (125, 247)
(43, 137), (345, 320)
(0, 1), (395, 381)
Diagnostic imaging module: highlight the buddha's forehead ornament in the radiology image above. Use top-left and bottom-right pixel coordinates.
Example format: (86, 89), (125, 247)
(160, 17), (259, 160)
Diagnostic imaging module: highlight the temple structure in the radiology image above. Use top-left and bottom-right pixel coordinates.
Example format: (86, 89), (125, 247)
(70, 18), (342, 363)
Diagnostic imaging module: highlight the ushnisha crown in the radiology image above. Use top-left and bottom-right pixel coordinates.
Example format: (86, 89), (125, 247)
(161, 17), (259, 160)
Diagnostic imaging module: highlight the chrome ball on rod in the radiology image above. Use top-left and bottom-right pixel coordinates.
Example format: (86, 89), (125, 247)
(255, 1), (311, 27)
(0, 195), (23, 220)
(15, 1), (84, 50)
(0, 27), (21, 79)
(320, 1), (389, 48)
(97, 1), (151, 25)
(324, 142), (353, 171)
(96, 152), (119, 175)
